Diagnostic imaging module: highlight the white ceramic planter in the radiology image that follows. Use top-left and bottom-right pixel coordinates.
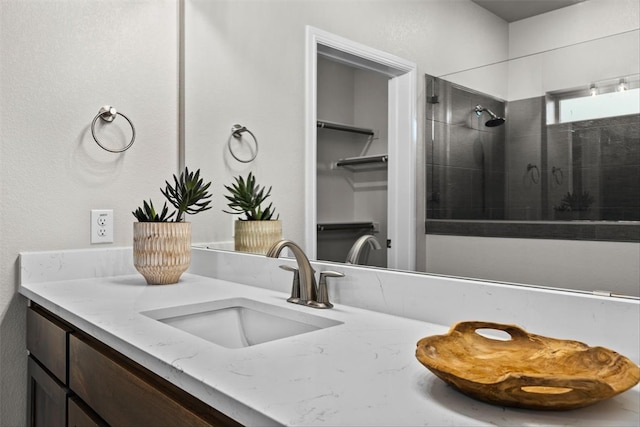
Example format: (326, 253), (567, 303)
(133, 222), (191, 285)
(234, 220), (282, 255)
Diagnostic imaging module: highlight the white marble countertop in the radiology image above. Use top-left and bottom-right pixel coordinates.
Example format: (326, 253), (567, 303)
(19, 269), (640, 426)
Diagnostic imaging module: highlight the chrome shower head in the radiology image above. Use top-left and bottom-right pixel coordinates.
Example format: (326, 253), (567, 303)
(474, 105), (505, 127)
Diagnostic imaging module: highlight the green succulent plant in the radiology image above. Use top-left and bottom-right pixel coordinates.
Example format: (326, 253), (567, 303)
(132, 200), (175, 222)
(223, 172), (278, 221)
(132, 167), (213, 222)
(556, 190), (594, 212)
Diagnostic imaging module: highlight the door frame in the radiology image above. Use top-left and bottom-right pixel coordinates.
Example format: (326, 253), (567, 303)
(304, 26), (417, 271)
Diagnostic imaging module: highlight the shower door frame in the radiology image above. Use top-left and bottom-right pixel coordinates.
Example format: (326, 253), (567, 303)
(304, 26), (417, 271)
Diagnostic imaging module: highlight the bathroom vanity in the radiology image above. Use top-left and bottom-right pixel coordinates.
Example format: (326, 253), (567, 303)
(19, 247), (639, 426)
(26, 303), (238, 426)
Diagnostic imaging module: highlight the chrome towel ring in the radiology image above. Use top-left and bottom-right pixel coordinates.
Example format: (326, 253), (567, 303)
(91, 105), (136, 153)
(552, 166), (564, 185)
(527, 163), (540, 184)
(227, 124), (258, 163)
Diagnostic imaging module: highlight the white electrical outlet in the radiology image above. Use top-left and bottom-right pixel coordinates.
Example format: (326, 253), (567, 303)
(91, 209), (113, 244)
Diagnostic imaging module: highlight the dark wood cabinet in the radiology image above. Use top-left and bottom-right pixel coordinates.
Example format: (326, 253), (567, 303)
(26, 303), (242, 427)
(26, 305), (73, 427)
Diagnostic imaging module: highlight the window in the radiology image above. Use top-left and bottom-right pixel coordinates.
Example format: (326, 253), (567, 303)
(547, 75), (640, 124)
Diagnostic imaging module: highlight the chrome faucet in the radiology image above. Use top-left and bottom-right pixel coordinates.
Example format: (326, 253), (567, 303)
(267, 240), (343, 309)
(345, 235), (382, 265)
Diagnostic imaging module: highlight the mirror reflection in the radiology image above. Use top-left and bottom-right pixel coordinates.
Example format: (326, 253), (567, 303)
(184, 0), (639, 298)
(428, 31), (639, 222)
(316, 52), (390, 269)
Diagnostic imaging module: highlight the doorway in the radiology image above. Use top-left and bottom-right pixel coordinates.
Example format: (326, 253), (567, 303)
(316, 57), (389, 267)
(304, 26), (417, 271)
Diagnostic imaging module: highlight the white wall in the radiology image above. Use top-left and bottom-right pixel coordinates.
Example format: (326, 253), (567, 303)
(443, 0), (640, 101)
(183, 0), (508, 247)
(507, 0), (640, 101)
(508, 0), (640, 57)
(425, 0), (640, 296)
(0, 1), (179, 424)
(427, 235), (640, 296)
(506, 28), (639, 101)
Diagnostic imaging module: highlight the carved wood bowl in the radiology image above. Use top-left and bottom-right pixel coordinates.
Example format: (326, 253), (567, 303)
(416, 321), (640, 410)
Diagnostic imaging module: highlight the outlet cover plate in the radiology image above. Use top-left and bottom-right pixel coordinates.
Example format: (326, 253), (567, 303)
(91, 209), (113, 244)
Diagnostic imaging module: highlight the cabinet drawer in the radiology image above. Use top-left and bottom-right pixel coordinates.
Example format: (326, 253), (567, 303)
(27, 305), (72, 383)
(69, 333), (240, 427)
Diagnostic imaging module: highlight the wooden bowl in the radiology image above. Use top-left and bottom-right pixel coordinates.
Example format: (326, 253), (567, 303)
(416, 321), (640, 410)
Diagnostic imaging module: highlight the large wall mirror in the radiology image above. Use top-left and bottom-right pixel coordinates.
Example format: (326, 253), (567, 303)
(182, 0), (639, 298)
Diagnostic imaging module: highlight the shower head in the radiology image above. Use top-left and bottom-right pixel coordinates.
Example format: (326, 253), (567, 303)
(474, 105), (505, 127)
(485, 117), (506, 127)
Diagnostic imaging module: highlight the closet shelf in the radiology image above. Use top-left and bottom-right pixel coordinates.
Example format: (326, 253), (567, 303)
(317, 120), (374, 136)
(336, 154), (388, 169)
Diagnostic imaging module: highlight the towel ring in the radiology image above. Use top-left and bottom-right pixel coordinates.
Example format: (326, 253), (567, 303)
(227, 124), (258, 163)
(91, 105), (136, 153)
(552, 166), (564, 185)
(527, 163), (540, 184)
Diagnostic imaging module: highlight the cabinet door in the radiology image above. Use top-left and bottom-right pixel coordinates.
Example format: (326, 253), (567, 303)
(27, 357), (67, 427)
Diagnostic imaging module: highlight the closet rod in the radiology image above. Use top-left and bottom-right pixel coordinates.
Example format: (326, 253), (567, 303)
(317, 222), (376, 232)
(336, 154), (388, 167)
(317, 120), (374, 136)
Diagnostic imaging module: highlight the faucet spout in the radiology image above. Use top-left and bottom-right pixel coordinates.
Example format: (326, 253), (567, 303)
(345, 235), (382, 265)
(267, 240), (317, 303)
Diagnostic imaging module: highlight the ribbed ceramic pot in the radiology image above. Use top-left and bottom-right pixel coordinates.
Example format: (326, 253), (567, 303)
(133, 222), (191, 285)
(234, 220), (282, 255)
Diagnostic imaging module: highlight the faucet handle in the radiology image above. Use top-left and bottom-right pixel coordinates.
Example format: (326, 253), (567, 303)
(279, 264), (300, 303)
(312, 271), (345, 309)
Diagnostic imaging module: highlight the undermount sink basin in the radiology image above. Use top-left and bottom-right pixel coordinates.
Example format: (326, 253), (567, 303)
(141, 298), (342, 349)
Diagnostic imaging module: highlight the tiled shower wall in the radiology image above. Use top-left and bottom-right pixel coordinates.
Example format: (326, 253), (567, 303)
(426, 75), (506, 219)
(506, 97), (545, 220)
(426, 74), (640, 221)
(548, 114), (640, 221)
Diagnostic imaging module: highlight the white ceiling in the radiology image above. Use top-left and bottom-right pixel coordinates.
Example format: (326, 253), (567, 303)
(471, 0), (586, 22)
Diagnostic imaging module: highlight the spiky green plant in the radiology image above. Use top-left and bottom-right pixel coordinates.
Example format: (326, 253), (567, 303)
(132, 167), (213, 222)
(223, 172), (278, 220)
(132, 200), (175, 222)
(161, 167), (213, 222)
(556, 190), (594, 212)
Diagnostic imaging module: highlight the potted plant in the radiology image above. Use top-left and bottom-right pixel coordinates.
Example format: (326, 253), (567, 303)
(132, 168), (212, 285)
(223, 172), (281, 254)
(554, 190), (595, 220)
